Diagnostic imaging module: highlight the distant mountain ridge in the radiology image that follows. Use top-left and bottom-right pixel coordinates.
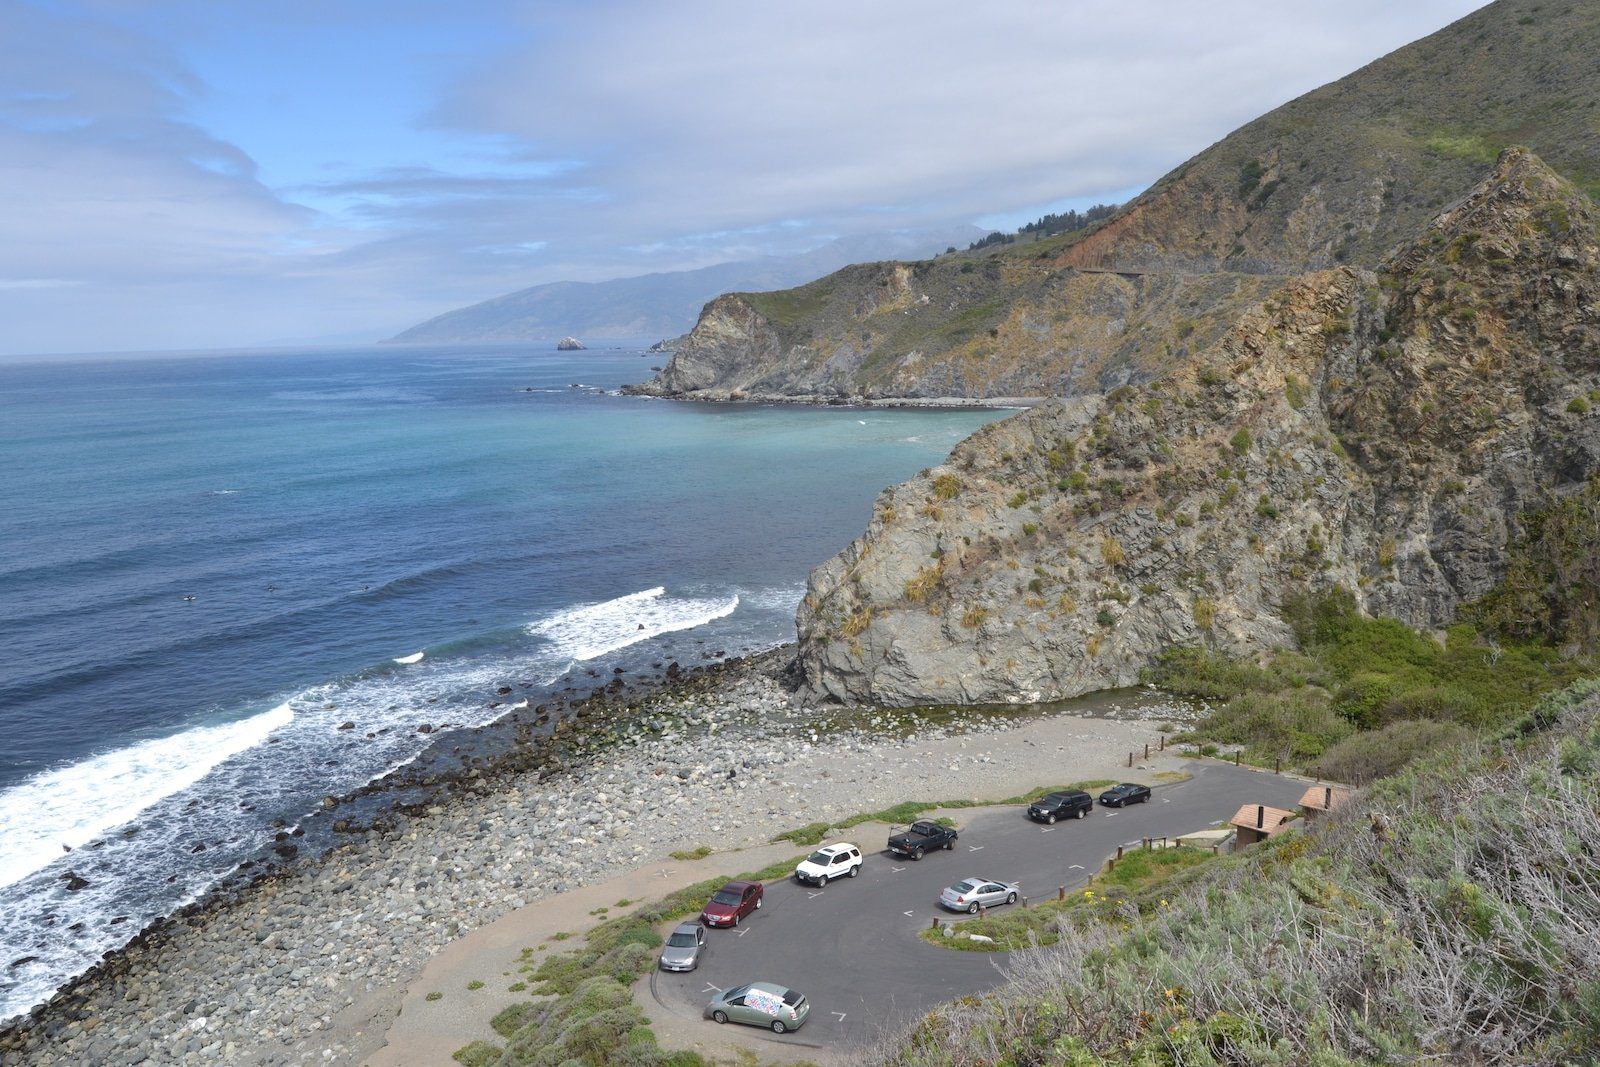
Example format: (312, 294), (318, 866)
(386, 227), (983, 344)
(629, 0), (1600, 403)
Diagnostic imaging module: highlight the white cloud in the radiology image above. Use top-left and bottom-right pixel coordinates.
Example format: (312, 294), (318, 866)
(0, 0), (1489, 355)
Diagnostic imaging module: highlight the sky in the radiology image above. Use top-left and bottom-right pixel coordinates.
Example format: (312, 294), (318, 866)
(0, 0), (1490, 357)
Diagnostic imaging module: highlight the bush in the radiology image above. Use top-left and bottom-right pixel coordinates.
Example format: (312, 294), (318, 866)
(1230, 427), (1253, 455)
(1312, 719), (1473, 783)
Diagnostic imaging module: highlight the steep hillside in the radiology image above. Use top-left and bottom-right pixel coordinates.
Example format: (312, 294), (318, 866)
(630, 0), (1600, 401)
(796, 149), (1600, 707)
(385, 227), (979, 344)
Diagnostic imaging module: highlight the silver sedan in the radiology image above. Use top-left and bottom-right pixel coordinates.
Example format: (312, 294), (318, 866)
(938, 876), (1019, 914)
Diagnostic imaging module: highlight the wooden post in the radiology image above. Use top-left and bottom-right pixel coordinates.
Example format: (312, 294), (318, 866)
(1159, 734), (1165, 751)
(1108, 857), (1116, 871)
(1162, 836), (1168, 849)
(1274, 756), (1281, 774)
(1128, 751), (1134, 767)
(1116, 845), (1124, 860)
(1234, 750), (1241, 766)
(1144, 743), (1150, 759)
(931, 916), (940, 930)
(1022, 896), (1028, 909)
(1058, 885), (1065, 901)
(1212, 843), (1220, 855)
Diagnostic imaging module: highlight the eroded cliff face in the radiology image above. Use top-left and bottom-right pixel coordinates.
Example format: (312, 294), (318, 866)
(796, 150), (1600, 707)
(627, 262), (1284, 401)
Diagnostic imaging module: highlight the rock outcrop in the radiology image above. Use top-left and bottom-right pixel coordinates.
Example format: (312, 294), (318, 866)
(556, 336), (586, 351)
(797, 150), (1600, 706)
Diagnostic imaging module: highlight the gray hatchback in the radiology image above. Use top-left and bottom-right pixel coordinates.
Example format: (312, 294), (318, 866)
(705, 981), (810, 1033)
(658, 922), (706, 972)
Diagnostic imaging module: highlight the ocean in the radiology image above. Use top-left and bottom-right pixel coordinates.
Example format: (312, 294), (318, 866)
(0, 342), (1007, 1021)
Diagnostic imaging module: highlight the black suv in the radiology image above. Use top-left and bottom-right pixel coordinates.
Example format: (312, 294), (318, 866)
(1027, 790), (1093, 824)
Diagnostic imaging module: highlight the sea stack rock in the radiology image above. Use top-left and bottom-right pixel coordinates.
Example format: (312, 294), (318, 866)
(556, 336), (586, 351)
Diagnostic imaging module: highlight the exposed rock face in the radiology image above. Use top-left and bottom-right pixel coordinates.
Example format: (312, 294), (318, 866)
(625, 265), (1283, 401)
(628, 0), (1600, 404)
(556, 336), (586, 351)
(797, 150), (1600, 706)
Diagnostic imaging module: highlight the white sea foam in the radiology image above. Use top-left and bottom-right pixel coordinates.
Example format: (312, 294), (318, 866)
(0, 703), (293, 890)
(393, 651), (425, 665)
(527, 586), (739, 662)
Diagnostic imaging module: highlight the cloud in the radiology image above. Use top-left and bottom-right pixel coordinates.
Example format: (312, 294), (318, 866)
(0, 0), (1489, 355)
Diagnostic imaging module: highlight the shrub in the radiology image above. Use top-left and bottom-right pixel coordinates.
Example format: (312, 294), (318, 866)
(1096, 609), (1116, 628)
(1570, 396), (1591, 414)
(1101, 536), (1126, 567)
(961, 606), (989, 628)
(1193, 599), (1218, 630)
(904, 562), (944, 603)
(932, 473), (961, 500)
(1230, 427), (1253, 455)
(1312, 719), (1473, 783)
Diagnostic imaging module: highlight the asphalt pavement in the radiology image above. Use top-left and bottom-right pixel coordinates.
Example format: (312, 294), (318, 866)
(648, 761), (1310, 1050)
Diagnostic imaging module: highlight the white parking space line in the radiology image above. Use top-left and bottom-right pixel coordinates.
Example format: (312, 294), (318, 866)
(736, 928), (750, 937)
(891, 866), (906, 873)
(1104, 812), (1117, 817)
(1068, 863), (1084, 870)
(807, 891), (824, 899)
(831, 1012), (848, 1022)
(1040, 827), (1055, 833)
(903, 910), (914, 917)
(1162, 798), (1171, 803)
(703, 983), (723, 993)
(968, 845), (984, 851)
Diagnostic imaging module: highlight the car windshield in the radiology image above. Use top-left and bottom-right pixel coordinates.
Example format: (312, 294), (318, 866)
(711, 890), (741, 905)
(667, 932), (698, 947)
(952, 880), (978, 892)
(1043, 793), (1069, 803)
(806, 850), (833, 864)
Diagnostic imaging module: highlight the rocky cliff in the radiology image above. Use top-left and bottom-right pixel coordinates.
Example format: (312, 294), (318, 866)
(629, 0), (1600, 403)
(796, 150), (1600, 706)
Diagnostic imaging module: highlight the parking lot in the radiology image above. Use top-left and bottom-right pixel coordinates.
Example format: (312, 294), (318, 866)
(649, 762), (1309, 1049)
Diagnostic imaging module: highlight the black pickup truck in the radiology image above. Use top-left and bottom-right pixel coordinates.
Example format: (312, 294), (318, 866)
(888, 820), (958, 860)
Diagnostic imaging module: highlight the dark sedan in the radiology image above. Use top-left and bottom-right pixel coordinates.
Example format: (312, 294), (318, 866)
(700, 880), (763, 928)
(1098, 782), (1152, 807)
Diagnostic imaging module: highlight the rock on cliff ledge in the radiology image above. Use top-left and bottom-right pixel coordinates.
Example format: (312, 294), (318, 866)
(556, 336), (586, 351)
(797, 149), (1600, 707)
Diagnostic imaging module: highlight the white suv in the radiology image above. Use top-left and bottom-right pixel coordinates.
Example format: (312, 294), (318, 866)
(794, 842), (863, 886)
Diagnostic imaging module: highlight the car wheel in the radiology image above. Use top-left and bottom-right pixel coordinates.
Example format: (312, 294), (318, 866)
(817, 874), (828, 887)
(755, 897), (761, 909)
(912, 847), (924, 860)
(712, 1011), (728, 1025)
(849, 864), (860, 877)
(771, 1020), (787, 1034)
(1076, 808), (1086, 819)
(1006, 892), (1017, 905)
(732, 913), (739, 926)
(1046, 813), (1056, 825)
(1143, 793), (1150, 803)
(967, 902), (979, 914)
(944, 839), (955, 850)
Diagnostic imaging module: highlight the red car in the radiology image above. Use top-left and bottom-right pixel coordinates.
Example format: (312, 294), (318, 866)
(700, 880), (763, 927)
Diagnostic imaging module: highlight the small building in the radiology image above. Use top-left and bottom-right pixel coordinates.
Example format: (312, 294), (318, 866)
(1229, 803), (1295, 847)
(1298, 784), (1353, 822)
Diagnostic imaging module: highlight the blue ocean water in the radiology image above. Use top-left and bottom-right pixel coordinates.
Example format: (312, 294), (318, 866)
(0, 342), (1006, 1020)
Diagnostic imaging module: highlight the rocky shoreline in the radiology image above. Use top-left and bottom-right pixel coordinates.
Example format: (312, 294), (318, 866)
(620, 382), (1044, 410)
(0, 648), (1194, 1067)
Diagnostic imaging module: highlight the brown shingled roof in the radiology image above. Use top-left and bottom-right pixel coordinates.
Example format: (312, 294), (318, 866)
(1229, 804), (1295, 834)
(1299, 785), (1353, 812)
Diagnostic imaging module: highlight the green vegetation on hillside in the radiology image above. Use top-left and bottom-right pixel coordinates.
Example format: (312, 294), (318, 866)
(867, 680), (1600, 1066)
(1150, 588), (1590, 780)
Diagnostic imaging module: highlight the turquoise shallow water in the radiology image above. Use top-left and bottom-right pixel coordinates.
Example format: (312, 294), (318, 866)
(0, 341), (1007, 1020)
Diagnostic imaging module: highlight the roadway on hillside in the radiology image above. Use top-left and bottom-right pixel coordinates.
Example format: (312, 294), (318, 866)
(649, 762), (1309, 1051)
